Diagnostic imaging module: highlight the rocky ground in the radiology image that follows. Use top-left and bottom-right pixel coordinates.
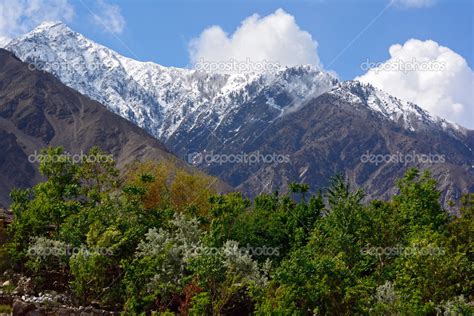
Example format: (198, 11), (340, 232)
(0, 273), (119, 316)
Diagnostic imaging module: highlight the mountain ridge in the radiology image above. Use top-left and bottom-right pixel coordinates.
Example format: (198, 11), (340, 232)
(4, 22), (473, 205)
(0, 48), (229, 207)
(7, 22), (467, 137)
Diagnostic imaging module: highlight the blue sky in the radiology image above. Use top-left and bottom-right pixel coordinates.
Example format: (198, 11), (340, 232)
(67, 0), (474, 80)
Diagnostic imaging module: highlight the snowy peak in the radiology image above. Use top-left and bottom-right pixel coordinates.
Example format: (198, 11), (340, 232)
(328, 80), (464, 136)
(30, 20), (65, 32)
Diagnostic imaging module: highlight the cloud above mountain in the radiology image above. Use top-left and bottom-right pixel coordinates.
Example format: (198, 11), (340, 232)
(90, 0), (125, 34)
(391, 0), (436, 8)
(0, 0), (74, 43)
(188, 9), (321, 73)
(357, 39), (474, 129)
(0, 0), (125, 43)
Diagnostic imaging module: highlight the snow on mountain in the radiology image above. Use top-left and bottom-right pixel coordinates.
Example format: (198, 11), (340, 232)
(328, 81), (465, 137)
(5, 22), (465, 146)
(5, 22), (336, 140)
(0, 37), (10, 48)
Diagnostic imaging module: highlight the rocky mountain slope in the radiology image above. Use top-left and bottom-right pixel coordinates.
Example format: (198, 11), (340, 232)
(5, 22), (473, 205)
(0, 49), (226, 207)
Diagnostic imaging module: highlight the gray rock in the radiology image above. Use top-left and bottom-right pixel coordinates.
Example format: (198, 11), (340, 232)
(12, 299), (35, 315)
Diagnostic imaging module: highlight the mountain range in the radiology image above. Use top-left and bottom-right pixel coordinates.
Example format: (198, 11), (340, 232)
(0, 48), (228, 207)
(3, 21), (474, 206)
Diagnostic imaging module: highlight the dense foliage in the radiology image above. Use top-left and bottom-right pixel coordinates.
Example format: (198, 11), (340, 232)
(1, 147), (472, 315)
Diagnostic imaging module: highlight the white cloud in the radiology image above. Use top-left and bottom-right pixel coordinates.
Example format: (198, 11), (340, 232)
(357, 39), (474, 129)
(91, 0), (125, 34)
(189, 8), (321, 73)
(0, 0), (125, 41)
(391, 0), (436, 8)
(0, 0), (74, 41)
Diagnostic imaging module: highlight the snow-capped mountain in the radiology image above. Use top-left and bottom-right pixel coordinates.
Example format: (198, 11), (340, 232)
(328, 81), (466, 137)
(5, 21), (338, 141)
(0, 48), (230, 207)
(5, 22), (473, 205)
(6, 22), (464, 142)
